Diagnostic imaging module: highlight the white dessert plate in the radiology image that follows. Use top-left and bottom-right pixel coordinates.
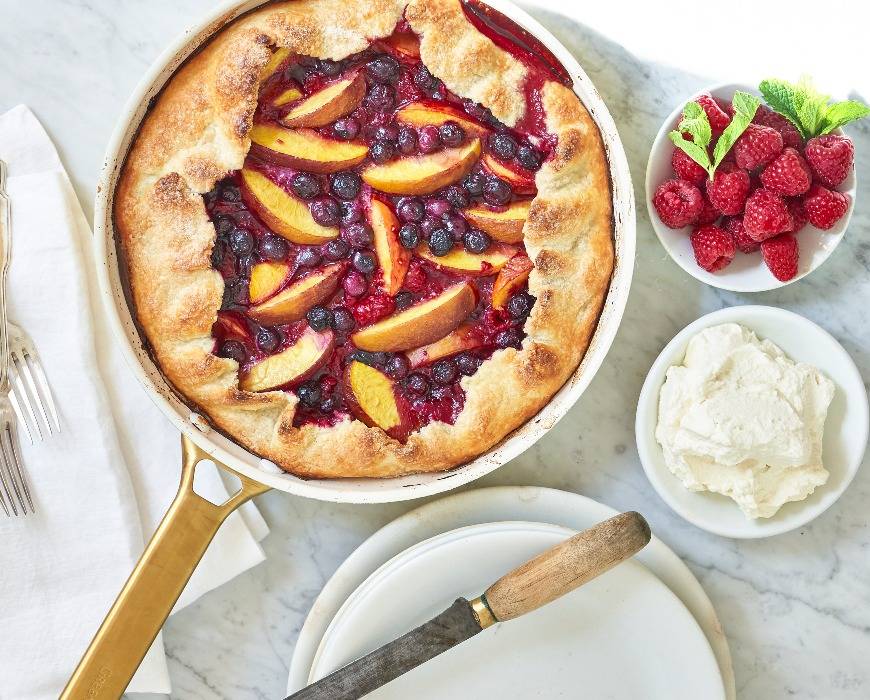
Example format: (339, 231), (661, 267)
(645, 82), (856, 293)
(287, 486), (736, 699)
(636, 305), (869, 538)
(307, 521), (725, 699)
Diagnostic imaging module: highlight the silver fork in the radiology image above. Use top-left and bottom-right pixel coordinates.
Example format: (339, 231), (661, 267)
(8, 321), (60, 442)
(0, 159), (33, 515)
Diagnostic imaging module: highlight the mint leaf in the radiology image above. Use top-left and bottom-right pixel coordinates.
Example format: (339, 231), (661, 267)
(711, 91), (760, 171)
(795, 76), (831, 138)
(669, 131), (711, 174)
(821, 100), (870, 134)
(668, 101), (713, 177)
(759, 78), (804, 135)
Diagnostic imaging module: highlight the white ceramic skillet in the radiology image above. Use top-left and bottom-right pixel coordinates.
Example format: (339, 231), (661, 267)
(64, 0), (635, 696)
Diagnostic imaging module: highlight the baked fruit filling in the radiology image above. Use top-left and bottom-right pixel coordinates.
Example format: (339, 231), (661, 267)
(205, 19), (556, 442)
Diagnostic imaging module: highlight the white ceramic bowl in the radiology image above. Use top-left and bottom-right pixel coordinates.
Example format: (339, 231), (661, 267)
(636, 305), (868, 538)
(645, 83), (857, 293)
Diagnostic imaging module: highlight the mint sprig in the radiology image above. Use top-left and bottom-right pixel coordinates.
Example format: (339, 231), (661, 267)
(669, 91), (760, 180)
(759, 76), (870, 138)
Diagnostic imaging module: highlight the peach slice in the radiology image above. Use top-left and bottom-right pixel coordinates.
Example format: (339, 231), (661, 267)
(382, 31), (420, 59)
(261, 47), (291, 81)
(491, 253), (533, 309)
(281, 74), (366, 128)
(352, 282), (476, 352)
(463, 200), (531, 244)
(249, 125), (369, 173)
(406, 323), (485, 368)
(369, 198), (410, 295)
(482, 152), (536, 194)
(361, 139), (481, 195)
(396, 101), (490, 138)
(344, 360), (406, 435)
(249, 262), (290, 304)
(415, 242), (518, 276)
(240, 327), (334, 392)
(214, 311), (252, 343)
(248, 263), (344, 325)
(240, 168), (338, 245)
(273, 86), (303, 107)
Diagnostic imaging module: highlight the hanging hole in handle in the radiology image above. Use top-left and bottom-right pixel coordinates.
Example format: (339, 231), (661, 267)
(192, 459), (243, 505)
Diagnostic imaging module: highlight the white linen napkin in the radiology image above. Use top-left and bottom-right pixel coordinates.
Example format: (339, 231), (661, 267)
(0, 105), (269, 698)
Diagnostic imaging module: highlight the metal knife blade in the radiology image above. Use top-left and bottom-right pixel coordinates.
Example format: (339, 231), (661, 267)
(286, 598), (483, 700)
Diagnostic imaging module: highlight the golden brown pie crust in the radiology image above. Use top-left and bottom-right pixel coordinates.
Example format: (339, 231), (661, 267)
(114, 0), (613, 478)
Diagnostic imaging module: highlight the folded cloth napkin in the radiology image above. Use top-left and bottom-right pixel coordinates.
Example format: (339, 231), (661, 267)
(0, 105), (269, 698)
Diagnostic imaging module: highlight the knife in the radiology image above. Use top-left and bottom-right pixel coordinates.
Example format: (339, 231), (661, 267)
(287, 511), (651, 700)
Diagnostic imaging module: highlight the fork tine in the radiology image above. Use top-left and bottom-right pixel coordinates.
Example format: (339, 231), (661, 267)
(3, 422), (32, 513)
(0, 462), (9, 515)
(9, 376), (38, 443)
(0, 444), (18, 516)
(12, 350), (52, 435)
(0, 426), (27, 515)
(24, 348), (60, 432)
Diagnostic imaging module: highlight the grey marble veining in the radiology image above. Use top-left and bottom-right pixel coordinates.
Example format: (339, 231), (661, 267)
(2, 1), (868, 698)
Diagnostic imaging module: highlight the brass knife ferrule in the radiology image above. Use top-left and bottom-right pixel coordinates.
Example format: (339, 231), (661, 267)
(470, 594), (498, 629)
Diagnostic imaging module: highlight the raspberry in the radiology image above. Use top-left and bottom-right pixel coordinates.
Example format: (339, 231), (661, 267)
(690, 224), (736, 272)
(803, 183), (850, 230)
(760, 233), (799, 281)
(804, 134), (854, 188)
(733, 124), (784, 170)
(759, 147), (812, 196)
(753, 106), (802, 149)
(652, 179), (703, 229)
(722, 216), (759, 254)
(785, 198), (808, 234)
(697, 196), (720, 225)
(671, 148), (707, 185)
(743, 188), (793, 242)
(351, 293), (395, 326)
(706, 162), (750, 215)
(695, 94), (731, 133)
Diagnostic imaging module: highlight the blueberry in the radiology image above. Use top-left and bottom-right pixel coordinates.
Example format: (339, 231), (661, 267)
(256, 326), (281, 353)
(221, 184), (241, 202)
(343, 271), (368, 297)
(297, 247), (322, 267)
(340, 199), (364, 226)
(428, 228), (454, 256)
(310, 197), (341, 226)
(463, 228), (490, 253)
(405, 372), (430, 395)
(397, 197), (425, 223)
(394, 291), (414, 310)
(364, 83), (395, 112)
(331, 306), (355, 332)
(398, 223), (420, 249)
(507, 291), (535, 319)
(425, 198), (452, 218)
(297, 381), (322, 407)
(342, 221), (373, 248)
(455, 352), (481, 376)
(331, 172), (361, 201)
(489, 132), (518, 161)
(462, 171), (486, 196)
(431, 359), (458, 385)
(445, 185), (469, 209)
(352, 250), (376, 274)
(325, 239), (350, 260)
(259, 235), (289, 261)
(319, 396), (337, 413)
(496, 329), (522, 349)
(418, 125), (441, 153)
(218, 339), (247, 364)
(214, 215), (233, 236)
(438, 122), (465, 147)
(397, 127), (418, 155)
(366, 54), (400, 83)
(517, 144), (543, 171)
(351, 350), (386, 366)
(306, 306), (333, 331)
(442, 212), (468, 239)
(462, 98), (491, 122)
(370, 140), (395, 164)
(413, 63), (437, 90)
(228, 227), (254, 256)
(385, 354), (409, 380)
(291, 172), (320, 200)
(211, 239), (226, 268)
(334, 117), (360, 140)
(483, 177), (512, 206)
(373, 124), (399, 143)
(316, 58), (341, 76)
(420, 216), (440, 237)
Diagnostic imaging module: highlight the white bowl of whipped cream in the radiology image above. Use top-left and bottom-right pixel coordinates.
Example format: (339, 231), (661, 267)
(636, 305), (868, 538)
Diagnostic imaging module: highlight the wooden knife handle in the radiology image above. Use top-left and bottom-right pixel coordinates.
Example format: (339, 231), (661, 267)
(480, 512), (651, 623)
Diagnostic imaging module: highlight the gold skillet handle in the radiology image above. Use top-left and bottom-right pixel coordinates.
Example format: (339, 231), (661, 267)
(61, 436), (270, 700)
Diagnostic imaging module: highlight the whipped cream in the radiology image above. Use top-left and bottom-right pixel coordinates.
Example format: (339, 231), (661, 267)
(655, 323), (835, 519)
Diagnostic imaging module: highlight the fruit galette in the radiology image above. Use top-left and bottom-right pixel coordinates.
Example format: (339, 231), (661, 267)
(115, 0), (613, 478)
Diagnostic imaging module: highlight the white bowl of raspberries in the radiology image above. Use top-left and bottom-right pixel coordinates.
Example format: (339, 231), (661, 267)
(646, 81), (860, 291)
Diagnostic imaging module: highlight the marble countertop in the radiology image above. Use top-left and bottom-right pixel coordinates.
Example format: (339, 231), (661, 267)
(2, 1), (868, 697)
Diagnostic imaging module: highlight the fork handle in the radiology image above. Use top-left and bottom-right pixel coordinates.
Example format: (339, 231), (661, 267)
(60, 437), (269, 699)
(0, 160), (11, 391)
